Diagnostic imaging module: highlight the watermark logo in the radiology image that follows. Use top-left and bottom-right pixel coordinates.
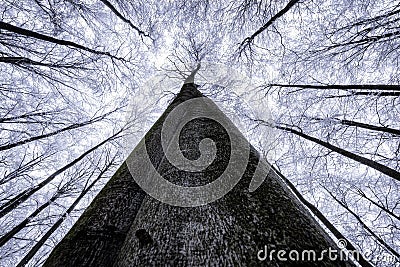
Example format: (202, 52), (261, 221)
(124, 62), (275, 207)
(257, 238), (399, 265)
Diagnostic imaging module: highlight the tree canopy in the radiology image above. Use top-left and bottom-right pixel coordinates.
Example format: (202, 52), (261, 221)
(0, 0), (399, 266)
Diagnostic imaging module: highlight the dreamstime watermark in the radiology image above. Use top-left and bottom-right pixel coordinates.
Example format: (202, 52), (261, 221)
(257, 238), (399, 265)
(124, 62), (275, 207)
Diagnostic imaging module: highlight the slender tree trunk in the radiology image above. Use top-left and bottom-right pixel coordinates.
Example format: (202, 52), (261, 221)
(274, 124), (400, 182)
(0, 111), (57, 123)
(0, 22), (123, 60)
(0, 110), (116, 151)
(0, 153), (51, 186)
(240, 0), (300, 48)
(0, 194), (58, 247)
(267, 83), (400, 91)
(0, 130), (121, 218)
(99, 0), (148, 37)
(354, 188), (400, 221)
(17, 160), (115, 266)
(310, 117), (400, 136)
(350, 91), (400, 96)
(325, 187), (400, 260)
(273, 166), (374, 267)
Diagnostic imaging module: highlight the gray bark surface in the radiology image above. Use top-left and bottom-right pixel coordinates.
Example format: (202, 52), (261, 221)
(44, 83), (356, 266)
(43, 162), (146, 266)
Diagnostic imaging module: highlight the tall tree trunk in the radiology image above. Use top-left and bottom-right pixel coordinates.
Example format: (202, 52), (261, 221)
(0, 130), (121, 218)
(274, 124), (400, 182)
(267, 83), (400, 91)
(44, 83), (356, 266)
(0, 21), (124, 61)
(0, 110), (116, 151)
(0, 194), (58, 247)
(310, 117), (400, 136)
(272, 166), (374, 267)
(17, 159), (118, 266)
(324, 187), (400, 260)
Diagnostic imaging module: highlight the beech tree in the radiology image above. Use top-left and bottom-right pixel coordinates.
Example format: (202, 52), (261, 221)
(1, 0), (399, 266)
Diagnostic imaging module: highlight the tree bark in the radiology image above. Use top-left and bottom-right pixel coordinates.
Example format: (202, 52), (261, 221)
(44, 83), (356, 266)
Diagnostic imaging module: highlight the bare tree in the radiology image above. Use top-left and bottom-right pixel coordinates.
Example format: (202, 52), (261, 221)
(16, 151), (120, 266)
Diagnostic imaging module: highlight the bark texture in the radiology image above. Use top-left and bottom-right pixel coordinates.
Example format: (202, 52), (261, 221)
(44, 83), (356, 266)
(43, 163), (146, 266)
